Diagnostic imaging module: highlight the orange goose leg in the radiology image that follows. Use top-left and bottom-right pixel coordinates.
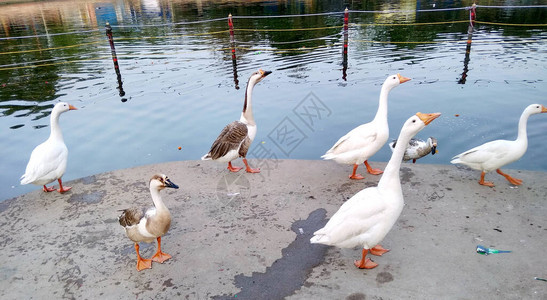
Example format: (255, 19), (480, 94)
(43, 185), (56, 192)
(354, 249), (379, 269)
(478, 171), (495, 187)
(370, 244), (390, 256)
(227, 162), (243, 172)
(243, 158), (260, 173)
(496, 169), (522, 185)
(365, 160), (383, 175)
(135, 243), (152, 271)
(349, 164), (365, 180)
(151, 236), (171, 263)
(57, 178), (72, 193)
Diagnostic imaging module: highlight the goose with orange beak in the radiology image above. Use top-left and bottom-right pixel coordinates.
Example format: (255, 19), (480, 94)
(322, 73), (411, 179)
(312, 112), (441, 269)
(451, 104), (547, 187)
(20, 102), (77, 193)
(202, 69), (272, 173)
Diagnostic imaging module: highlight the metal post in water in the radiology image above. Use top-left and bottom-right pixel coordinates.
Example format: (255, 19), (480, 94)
(458, 5), (475, 84)
(228, 14), (239, 89)
(344, 7), (349, 32)
(105, 22), (126, 101)
(342, 8), (349, 81)
(469, 3), (476, 27)
(228, 13), (235, 43)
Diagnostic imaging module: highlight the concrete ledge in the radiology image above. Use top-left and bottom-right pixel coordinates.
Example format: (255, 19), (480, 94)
(0, 160), (546, 299)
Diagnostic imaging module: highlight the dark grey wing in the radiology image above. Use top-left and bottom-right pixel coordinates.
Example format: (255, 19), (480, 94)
(238, 136), (252, 157)
(207, 121), (248, 160)
(118, 207), (144, 227)
(407, 138), (420, 147)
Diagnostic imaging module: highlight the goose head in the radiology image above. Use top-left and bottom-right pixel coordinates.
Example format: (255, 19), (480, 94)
(149, 174), (179, 191)
(400, 113), (441, 138)
(428, 137), (438, 155)
(524, 104), (547, 116)
(248, 69), (272, 86)
(383, 73), (411, 91)
(52, 102), (77, 115)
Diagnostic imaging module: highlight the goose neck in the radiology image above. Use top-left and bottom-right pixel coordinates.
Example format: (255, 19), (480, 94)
(241, 80), (256, 125)
(49, 111), (64, 141)
(372, 85), (390, 123)
(378, 128), (410, 191)
(515, 110), (530, 143)
(150, 188), (168, 213)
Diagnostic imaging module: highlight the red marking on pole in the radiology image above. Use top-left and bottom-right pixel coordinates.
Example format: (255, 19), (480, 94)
(344, 8), (349, 32)
(469, 4), (476, 27)
(228, 13), (235, 41)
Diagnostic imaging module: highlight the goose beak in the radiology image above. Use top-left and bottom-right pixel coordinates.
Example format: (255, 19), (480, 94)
(69, 104), (78, 110)
(431, 145), (437, 155)
(542, 105), (547, 113)
(259, 69), (272, 77)
(416, 112), (441, 125)
(165, 179), (179, 189)
(397, 73), (411, 84)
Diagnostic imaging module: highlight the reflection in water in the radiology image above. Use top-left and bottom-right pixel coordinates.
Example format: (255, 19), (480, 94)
(0, 1), (546, 202)
(228, 14), (239, 90)
(374, 0), (417, 24)
(458, 4), (476, 85)
(458, 24), (473, 85)
(342, 8), (348, 81)
(105, 23), (126, 101)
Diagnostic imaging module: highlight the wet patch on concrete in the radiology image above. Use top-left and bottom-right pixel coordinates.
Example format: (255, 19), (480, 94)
(212, 208), (329, 300)
(79, 175), (97, 185)
(0, 198), (14, 213)
(400, 167), (414, 184)
(376, 271), (394, 284)
(346, 292), (366, 300)
(67, 191), (105, 204)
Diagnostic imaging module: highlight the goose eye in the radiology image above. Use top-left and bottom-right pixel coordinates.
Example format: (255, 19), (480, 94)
(412, 120), (416, 123)
(392, 76), (396, 79)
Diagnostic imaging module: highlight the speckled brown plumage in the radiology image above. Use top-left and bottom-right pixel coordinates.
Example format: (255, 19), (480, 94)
(118, 207), (144, 227)
(204, 121), (248, 160)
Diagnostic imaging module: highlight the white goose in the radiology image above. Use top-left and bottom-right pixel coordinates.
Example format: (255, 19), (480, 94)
(118, 174), (179, 271)
(311, 112), (441, 269)
(451, 104), (547, 187)
(389, 136), (438, 163)
(321, 74), (411, 179)
(20, 102), (77, 193)
(202, 69), (272, 173)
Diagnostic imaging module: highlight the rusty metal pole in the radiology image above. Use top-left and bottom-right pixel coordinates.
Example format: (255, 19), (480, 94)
(228, 14), (239, 89)
(342, 8), (349, 81)
(105, 22), (126, 100)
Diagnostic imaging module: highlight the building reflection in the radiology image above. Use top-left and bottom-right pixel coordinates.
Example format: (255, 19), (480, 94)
(374, 0), (417, 24)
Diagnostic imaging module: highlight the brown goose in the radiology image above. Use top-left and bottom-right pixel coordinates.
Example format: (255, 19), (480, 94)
(118, 174), (179, 271)
(201, 69), (272, 173)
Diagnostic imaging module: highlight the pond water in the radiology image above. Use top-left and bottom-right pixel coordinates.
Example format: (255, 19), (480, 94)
(1, 0), (546, 201)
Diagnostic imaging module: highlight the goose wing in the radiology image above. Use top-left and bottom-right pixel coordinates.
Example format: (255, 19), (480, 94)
(205, 121), (248, 160)
(118, 207), (145, 228)
(21, 141), (67, 184)
(312, 188), (386, 245)
(324, 123), (378, 155)
(452, 140), (512, 164)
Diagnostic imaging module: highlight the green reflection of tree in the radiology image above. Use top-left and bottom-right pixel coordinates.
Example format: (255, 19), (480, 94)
(0, 0), (545, 120)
